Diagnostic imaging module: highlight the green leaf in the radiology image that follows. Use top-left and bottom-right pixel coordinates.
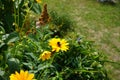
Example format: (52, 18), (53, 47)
(4, 32), (19, 44)
(0, 55), (3, 61)
(22, 62), (33, 69)
(33, 64), (54, 73)
(0, 26), (5, 35)
(7, 58), (20, 73)
(0, 69), (5, 76)
(14, 0), (22, 8)
(0, 43), (5, 48)
(31, 3), (41, 14)
(25, 53), (37, 61)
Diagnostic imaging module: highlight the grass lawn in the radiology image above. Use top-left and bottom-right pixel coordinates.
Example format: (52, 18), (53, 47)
(44, 0), (120, 80)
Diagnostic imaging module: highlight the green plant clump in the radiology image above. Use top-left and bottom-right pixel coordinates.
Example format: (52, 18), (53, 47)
(0, 27), (109, 80)
(0, 0), (109, 80)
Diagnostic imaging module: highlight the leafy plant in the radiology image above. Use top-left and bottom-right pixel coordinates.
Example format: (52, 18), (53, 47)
(50, 11), (73, 37)
(0, 0), (110, 80)
(0, 0), (41, 33)
(0, 25), (109, 80)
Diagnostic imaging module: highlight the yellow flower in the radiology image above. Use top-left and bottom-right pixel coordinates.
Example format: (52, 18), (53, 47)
(39, 51), (51, 61)
(49, 38), (69, 52)
(10, 70), (34, 80)
(36, 0), (42, 3)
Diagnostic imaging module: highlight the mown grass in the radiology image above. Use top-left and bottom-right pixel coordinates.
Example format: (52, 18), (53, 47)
(44, 0), (120, 80)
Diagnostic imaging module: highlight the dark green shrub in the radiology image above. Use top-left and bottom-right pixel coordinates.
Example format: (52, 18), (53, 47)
(50, 11), (73, 37)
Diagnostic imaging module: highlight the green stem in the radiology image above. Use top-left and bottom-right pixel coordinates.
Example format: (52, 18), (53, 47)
(18, 0), (19, 28)
(13, 2), (17, 30)
(20, 3), (34, 32)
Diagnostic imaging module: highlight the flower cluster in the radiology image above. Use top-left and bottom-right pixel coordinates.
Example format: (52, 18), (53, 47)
(39, 38), (69, 61)
(9, 39), (69, 79)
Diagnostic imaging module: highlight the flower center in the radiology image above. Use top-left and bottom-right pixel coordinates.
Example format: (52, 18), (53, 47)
(57, 42), (61, 47)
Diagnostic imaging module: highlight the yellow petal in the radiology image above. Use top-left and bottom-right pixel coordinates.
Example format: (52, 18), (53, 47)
(26, 74), (34, 80)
